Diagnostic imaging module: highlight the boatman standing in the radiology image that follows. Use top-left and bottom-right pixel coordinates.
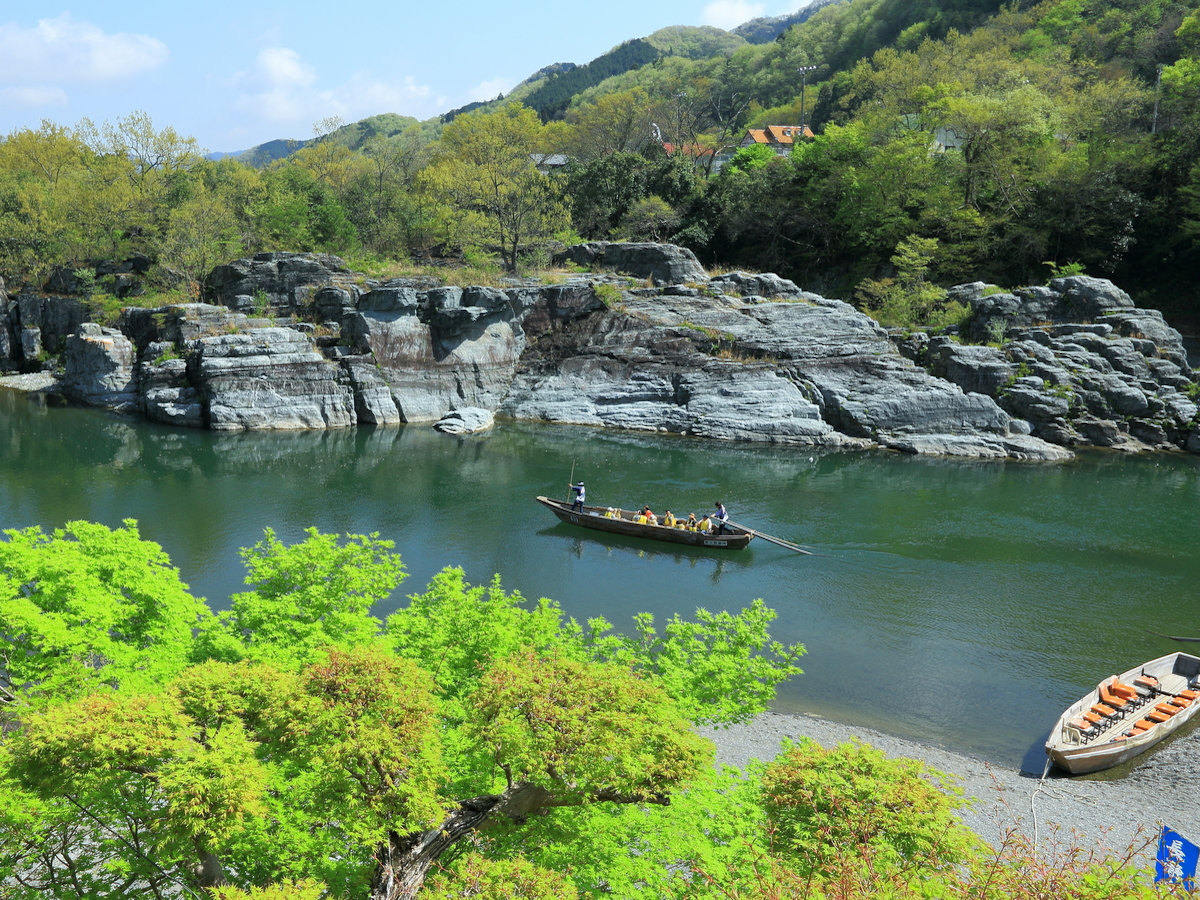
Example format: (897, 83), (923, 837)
(569, 480), (586, 512)
(714, 501), (730, 534)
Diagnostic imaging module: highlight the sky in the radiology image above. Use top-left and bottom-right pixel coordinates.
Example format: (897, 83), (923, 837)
(0, 1), (804, 154)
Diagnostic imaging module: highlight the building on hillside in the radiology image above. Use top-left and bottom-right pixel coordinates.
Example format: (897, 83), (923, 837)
(738, 125), (814, 155)
(530, 153), (569, 174)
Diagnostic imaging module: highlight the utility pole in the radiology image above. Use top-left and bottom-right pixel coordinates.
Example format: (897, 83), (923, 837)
(798, 65), (818, 134)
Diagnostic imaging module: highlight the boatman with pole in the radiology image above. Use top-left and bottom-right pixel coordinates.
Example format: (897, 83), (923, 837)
(714, 501), (730, 534)
(569, 480), (586, 512)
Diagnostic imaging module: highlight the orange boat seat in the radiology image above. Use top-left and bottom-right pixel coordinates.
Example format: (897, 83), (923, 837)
(1169, 696), (1193, 708)
(1099, 682), (1129, 709)
(1179, 689), (1199, 701)
(1110, 679), (1140, 701)
(1131, 719), (1156, 732)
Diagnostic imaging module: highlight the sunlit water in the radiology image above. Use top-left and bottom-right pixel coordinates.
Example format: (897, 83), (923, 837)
(3, 387), (1198, 771)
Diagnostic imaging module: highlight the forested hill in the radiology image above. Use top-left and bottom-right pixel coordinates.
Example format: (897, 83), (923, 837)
(5, 0), (1200, 330)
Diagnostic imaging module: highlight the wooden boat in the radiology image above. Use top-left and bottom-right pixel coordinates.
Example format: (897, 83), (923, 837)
(1045, 652), (1200, 774)
(535, 496), (754, 550)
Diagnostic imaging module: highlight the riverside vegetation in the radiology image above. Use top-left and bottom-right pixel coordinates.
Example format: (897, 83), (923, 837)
(5, 0), (1200, 328)
(0, 521), (1185, 899)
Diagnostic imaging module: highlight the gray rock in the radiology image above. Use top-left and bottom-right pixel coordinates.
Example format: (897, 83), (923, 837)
(341, 357), (402, 426)
(434, 407), (495, 434)
(61, 324), (138, 412)
(553, 241), (709, 286)
(205, 252), (357, 316)
(193, 327), (356, 430)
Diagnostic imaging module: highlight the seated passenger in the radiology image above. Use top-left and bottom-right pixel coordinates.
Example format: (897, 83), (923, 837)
(642, 505), (658, 526)
(698, 515), (713, 534)
(686, 513), (698, 530)
(604, 507), (617, 519)
(634, 512), (647, 524)
(663, 510), (676, 527)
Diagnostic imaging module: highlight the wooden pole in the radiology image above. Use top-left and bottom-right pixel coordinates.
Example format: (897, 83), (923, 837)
(726, 519), (813, 555)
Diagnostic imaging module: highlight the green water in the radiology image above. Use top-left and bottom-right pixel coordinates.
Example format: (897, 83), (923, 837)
(3, 387), (1199, 771)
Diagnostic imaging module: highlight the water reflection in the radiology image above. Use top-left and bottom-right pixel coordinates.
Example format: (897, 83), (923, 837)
(2, 389), (1199, 770)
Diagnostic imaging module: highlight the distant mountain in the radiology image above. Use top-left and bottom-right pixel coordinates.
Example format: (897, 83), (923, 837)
(209, 112), (421, 167)
(216, 6), (832, 162)
(733, 0), (840, 43)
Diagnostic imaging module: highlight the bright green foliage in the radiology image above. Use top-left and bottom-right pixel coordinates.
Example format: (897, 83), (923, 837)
(855, 235), (969, 330)
(724, 143), (778, 174)
(422, 103), (569, 271)
(470, 650), (712, 800)
(582, 598), (805, 725)
(758, 738), (978, 879)
(213, 880), (326, 900)
(6, 687), (268, 897)
(423, 852), (579, 899)
(385, 568), (569, 699)
(210, 526), (406, 667)
(293, 647), (447, 839)
(0, 519), (211, 702)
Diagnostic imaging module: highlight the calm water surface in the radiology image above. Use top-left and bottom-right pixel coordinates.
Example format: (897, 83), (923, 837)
(3, 387), (1198, 771)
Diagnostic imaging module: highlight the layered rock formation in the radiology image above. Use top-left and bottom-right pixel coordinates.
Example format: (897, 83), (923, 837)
(4, 247), (1196, 460)
(914, 278), (1198, 452)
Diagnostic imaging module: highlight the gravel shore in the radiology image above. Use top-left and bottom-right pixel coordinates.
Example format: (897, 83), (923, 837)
(708, 711), (1200, 865)
(0, 373), (57, 392)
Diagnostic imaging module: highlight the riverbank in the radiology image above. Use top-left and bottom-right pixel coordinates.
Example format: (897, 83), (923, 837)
(0, 372), (56, 391)
(709, 711), (1200, 865)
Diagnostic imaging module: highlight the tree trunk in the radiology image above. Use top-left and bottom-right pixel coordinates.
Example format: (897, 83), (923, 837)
(367, 783), (554, 900)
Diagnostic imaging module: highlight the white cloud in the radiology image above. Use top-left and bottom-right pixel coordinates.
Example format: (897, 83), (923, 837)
(0, 14), (168, 84)
(470, 77), (512, 103)
(233, 47), (443, 130)
(701, 0), (767, 30)
(0, 85), (69, 108)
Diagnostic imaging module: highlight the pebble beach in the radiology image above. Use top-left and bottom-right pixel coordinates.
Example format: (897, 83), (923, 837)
(709, 711), (1200, 868)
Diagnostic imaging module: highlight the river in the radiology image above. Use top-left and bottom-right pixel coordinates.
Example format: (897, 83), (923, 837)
(3, 386), (1198, 772)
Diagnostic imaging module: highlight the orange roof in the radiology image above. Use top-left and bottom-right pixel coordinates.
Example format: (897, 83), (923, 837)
(745, 125), (813, 145)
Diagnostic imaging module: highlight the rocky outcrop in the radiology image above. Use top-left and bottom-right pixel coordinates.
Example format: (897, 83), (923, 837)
(926, 278), (1198, 452)
(434, 407), (495, 434)
(60, 324), (138, 413)
(553, 242), (709, 286)
(502, 286), (1068, 459)
(205, 252), (360, 317)
(20, 245), (1199, 459)
(192, 328), (356, 431)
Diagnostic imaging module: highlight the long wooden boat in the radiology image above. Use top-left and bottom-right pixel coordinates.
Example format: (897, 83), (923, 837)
(535, 496), (753, 550)
(1045, 652), (1200, 774)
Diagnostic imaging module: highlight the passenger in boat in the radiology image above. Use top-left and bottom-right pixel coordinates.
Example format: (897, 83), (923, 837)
(568, 481), (586, 512)
(642, 506), (658, 525)
(634, 510), (648, 524)
(714, 501), (730, 534)
(686, 513), (697, 530)
(698, 514), (714, 534)
(604, 507), (618, 519)
(663, 510), (676, 527)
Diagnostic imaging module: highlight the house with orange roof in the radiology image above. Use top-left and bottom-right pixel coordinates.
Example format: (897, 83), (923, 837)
(738, 124), (814, 155)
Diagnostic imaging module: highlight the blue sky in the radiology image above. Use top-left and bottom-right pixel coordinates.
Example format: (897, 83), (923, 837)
(0, 2), (803, 154)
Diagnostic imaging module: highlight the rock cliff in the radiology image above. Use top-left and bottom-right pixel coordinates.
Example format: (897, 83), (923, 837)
(3, 247), (1196, 459)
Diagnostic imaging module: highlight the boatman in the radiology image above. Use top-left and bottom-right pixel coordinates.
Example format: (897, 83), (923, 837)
(568, 480), (586, 512)
(714, 501), (730, 534)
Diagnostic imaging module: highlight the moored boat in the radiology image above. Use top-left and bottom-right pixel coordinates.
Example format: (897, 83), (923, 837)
(535, 496), (754, 550)
(1045, 652), (1200, 775)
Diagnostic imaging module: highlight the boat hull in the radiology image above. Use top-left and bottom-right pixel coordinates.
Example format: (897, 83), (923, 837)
(535, 496), (753, 550)
(1045, 652), (1200, 775)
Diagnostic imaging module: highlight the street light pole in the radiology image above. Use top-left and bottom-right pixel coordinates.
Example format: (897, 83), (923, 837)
(798, 65), (818, 133)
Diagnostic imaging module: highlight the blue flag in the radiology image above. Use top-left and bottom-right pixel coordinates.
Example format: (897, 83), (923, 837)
(1156, 826), (1199, 889)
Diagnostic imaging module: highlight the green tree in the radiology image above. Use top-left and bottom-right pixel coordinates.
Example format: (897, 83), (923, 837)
(0, 519), (212, 703)
(2, 525), (806, 900)
(423, 103), (569, 271)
